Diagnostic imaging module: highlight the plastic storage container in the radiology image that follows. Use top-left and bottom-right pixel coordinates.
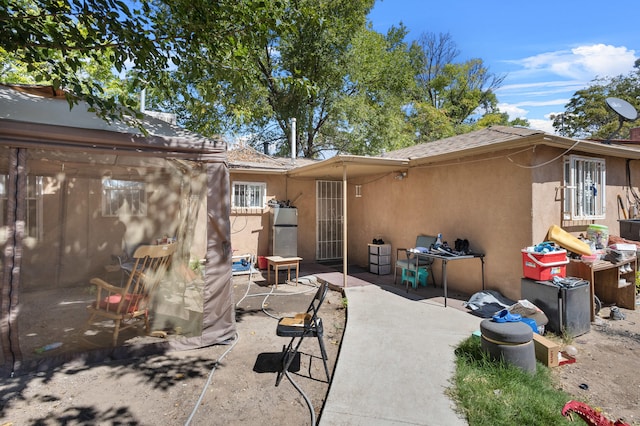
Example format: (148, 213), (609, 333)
(586, 224), (608, 249)
(521, 249), (569, 280)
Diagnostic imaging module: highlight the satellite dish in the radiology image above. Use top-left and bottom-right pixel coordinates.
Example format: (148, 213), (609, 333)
(606, 97), (638, 121)
(602, 97), (638, 144)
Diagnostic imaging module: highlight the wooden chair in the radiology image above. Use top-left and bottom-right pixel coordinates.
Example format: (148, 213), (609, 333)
(86, 243), (176, 345)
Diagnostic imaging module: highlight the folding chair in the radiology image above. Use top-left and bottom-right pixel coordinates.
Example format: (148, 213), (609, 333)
(275, 281), (331, 387)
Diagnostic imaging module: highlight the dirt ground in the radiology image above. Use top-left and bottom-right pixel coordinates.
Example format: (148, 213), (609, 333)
(1, 270), (640, 425)
(551, 304), (640, 425)
(0, 274), (346, 425)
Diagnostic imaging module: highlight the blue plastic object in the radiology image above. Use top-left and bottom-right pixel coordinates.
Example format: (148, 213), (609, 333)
(533, 242), (556, 254)
(401, 267), (428, 288)
(520, 317), (538, 333)
(492, 309), (522, 323)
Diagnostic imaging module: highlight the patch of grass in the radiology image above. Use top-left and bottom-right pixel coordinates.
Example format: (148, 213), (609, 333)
(449, 337), (571, 425)
(340, 296), (348, 309)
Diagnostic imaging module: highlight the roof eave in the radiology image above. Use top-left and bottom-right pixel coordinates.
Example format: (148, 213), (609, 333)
(286, 154), (410, 179)
(541, 135), (640, 159)
(229, 166), (288, 175)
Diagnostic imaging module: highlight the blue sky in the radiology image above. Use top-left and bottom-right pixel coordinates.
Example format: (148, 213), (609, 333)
(367, 0), (639, 133)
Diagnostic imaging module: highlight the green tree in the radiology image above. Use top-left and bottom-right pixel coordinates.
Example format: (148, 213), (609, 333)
(151, 0), (377, 158)
(410, 32), (505, 140)
(551, 66), (640, 139)
(326, 24), (416, 155)
(0, 0), (168, 121)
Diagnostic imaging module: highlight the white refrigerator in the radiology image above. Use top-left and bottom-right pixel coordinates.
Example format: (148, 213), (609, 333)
(271, 207), (298, 257)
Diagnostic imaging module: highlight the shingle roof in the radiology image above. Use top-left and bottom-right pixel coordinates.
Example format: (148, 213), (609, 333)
(383, 126), (543, 160)
(227, 144), (318, 171)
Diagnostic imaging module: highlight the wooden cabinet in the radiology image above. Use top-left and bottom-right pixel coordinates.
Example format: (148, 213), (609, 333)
(368, 243), (391, 275)
(567, 257), (636, 321)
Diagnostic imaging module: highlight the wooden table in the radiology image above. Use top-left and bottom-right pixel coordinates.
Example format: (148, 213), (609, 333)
(266, 256), (303, 288)
(567, 256), (637, 321)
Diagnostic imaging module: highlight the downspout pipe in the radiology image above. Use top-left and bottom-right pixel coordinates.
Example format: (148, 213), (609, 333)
(290, 118), (296, 165)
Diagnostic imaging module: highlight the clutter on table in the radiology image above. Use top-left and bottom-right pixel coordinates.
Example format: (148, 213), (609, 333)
(406, 233), (474, 256)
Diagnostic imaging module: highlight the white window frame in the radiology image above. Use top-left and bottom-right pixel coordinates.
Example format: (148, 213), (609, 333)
(563, 155), (606, 220)
(0, 175), (43, 240)
(232, 181), (267, 209)
(101, 178), (147, 217)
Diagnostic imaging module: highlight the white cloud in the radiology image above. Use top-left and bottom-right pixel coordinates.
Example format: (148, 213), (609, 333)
(498, 103), (527, 119)
(518, 44), (636, 80)
(513, 98), (569, 108)
(497, 80), (587, 98)
(528, 117), (556, 134)
(496, 44), (638, 125)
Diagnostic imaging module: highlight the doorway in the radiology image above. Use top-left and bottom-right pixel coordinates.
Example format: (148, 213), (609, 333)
(316, 180), (343, 261)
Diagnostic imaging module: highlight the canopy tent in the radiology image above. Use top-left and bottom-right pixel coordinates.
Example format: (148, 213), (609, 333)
(0, 85), (235, 375)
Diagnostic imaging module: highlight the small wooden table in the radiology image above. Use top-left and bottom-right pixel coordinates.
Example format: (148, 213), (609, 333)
(266, 256), (303, 288)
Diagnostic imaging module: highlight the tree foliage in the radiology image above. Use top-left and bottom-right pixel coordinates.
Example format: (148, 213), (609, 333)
(149, 0), (378, 158)
(551, 65), (640, 139)
(1, 1), (522, 156)
(326, 24), (416, 155)
(409, 32), (506, 140)
(0, 0), (168, 122)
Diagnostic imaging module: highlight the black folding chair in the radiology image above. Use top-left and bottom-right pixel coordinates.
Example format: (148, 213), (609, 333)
(275, 281), (331, 386)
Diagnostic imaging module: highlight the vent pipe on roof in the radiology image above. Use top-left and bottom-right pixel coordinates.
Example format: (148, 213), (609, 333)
(290, 118), (297, 165)
(140, 89), (146, 113)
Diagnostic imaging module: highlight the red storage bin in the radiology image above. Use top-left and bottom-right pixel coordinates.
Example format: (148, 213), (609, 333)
(521, 249), (568, 280)
(257, 256), (268, 270)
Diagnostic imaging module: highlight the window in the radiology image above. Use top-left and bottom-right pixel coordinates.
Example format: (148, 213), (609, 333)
(102, 179), (147, 217)
(563, 155), (606, 220)
(232, 182), (266, 209)
(0, 175), (43, 240)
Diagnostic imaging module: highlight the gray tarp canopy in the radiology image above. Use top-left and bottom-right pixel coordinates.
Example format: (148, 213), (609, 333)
(0, 85), (236, 375)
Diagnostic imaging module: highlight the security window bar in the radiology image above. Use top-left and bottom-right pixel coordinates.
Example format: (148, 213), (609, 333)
(102, 179), (147, 217)
(0, 175), (43, 240)
(563, 155), (606, 220)
(232, 182), (266, 209)
(316, 180), (343, 260)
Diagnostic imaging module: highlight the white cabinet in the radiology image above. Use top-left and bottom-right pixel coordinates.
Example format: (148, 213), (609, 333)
(369, 243), (391, 275)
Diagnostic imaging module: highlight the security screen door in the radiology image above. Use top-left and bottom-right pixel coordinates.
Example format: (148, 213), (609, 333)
(316, 180), (343, 261)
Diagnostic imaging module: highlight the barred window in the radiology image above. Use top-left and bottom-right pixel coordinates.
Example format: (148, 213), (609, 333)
(232, 182), (266, 209)
(102, 179), (147, 217)
(563, 155), (606, 220)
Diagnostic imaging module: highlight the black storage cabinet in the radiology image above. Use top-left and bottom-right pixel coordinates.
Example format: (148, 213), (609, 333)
(521, 278), (590, 338)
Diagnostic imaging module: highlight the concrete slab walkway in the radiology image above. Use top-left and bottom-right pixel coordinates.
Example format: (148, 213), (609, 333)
(316, 277), (481, 426)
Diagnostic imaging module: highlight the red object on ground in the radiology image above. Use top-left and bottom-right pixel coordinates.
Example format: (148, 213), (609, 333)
(257, 256), (268, 270)
(562, 400), (630, 426)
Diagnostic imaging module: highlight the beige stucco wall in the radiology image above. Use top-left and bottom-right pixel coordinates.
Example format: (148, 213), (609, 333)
(348, 150), (534, 301)
(22, 173), (185, 290)
(229, 171), (318, 261)
(229, 147), (640, 302)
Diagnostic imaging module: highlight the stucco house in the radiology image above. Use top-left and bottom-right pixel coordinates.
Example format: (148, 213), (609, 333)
(229, 126), (640, 301)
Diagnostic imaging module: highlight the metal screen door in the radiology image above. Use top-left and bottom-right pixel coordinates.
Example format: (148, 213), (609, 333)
(316, 180), (343, 261)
